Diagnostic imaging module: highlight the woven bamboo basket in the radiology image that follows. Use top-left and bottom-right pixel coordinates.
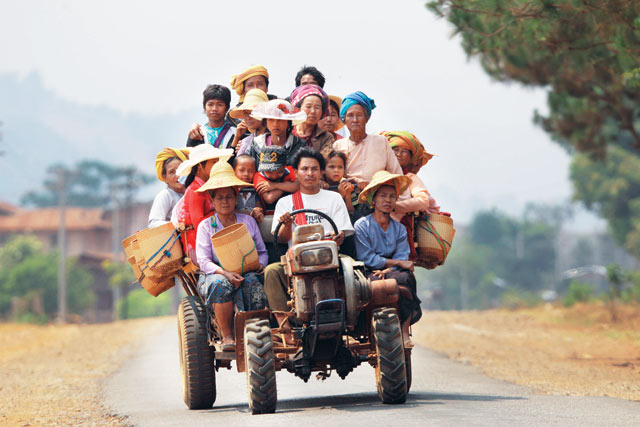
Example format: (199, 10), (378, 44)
(136, 223), (184, 279)
(211, 223), (260, 274)
(415, 214), (456, 265)
(139, 275), (175, 297)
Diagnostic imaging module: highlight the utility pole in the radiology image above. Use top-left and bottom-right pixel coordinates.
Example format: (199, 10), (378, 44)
(111, 185), (121, 320)
(57, 168), (67, 323)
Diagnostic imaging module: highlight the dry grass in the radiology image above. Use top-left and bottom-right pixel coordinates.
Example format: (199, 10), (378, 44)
(0, 317), (168, 426)
(413, 302), (640, 401)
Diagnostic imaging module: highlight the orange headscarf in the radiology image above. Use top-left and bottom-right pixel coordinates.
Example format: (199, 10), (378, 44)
(155, 148), (190, 182)
(380, 130), (434, 168)
(229, 65), (269, 102)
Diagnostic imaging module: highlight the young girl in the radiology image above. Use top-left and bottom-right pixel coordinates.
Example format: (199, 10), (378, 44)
(325, 150), (355, 213)
(233, 154), (264, 222)
(245, 99), (307, 166)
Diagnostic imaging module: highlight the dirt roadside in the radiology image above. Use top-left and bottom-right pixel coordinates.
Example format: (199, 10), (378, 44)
(0, 316), (168, 426)
(413, 302), (640, 401)
(2, 303), (638, 425)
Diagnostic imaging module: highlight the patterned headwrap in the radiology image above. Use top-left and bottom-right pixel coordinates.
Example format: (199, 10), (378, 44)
(339, 91), (376, 121)
(289, 84), (329, 118)
(155, 148), (190, 182)
(229, 65), (269, 102)
(380, 130), (434, 168)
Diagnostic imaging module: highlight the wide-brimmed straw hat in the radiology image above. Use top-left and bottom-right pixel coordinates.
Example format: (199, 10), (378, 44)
(176, 144), (233, 177)
(229, 89), (269, 120)
(250, 99), (307, 125)
(358, 170), (411, 206)
(196, 161), (250, 193)
(328, 95), (345, 131)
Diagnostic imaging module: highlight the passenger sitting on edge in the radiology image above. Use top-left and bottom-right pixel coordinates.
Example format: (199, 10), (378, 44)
(149, 147), (189, 228)
(253, 146), (298, 212)
(186, 84), (237, 149)
(264, 148), (353, 313)
(195, 161), (269, 351)
(233, 154), (264, 223)
(354, 170), (421, 346)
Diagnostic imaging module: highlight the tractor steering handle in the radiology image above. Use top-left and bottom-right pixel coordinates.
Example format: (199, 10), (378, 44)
(272, 209), (340, 258)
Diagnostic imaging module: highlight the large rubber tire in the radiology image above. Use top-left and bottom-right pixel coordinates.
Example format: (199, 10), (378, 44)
(244, 319), (277, 414)
(373, 308), (408, 404)
(178, 296), (216, 409)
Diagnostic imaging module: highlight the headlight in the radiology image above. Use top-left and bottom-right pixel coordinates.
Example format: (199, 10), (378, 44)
(300, 248), (334, 266)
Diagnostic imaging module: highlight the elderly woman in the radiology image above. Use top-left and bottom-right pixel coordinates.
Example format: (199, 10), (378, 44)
(354, 171), (421, 346)
(332, 91), (404, 190)
(229, 88), (269, 155)
(149, 147), (189, 228)
(195, 161), (268, 350)
(245, 99), (307, 166)
(289, 85), (335, 157)
(176, 144), (234, 262)
(229, 64), (271, 103)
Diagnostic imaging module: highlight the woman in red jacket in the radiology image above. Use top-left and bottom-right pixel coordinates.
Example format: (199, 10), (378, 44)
(175, 144), (233, 263)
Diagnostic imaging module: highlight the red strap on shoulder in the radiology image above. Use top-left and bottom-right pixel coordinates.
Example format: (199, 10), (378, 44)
(292, 191), (307, 225)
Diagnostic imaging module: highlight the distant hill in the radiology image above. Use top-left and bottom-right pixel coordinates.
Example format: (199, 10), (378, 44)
(0, 73), (201, 204)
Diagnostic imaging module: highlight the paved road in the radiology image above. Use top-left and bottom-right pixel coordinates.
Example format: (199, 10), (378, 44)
(104, 318), (638, 426)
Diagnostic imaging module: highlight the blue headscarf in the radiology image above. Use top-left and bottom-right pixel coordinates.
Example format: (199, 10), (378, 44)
(339, 91), (376, 121)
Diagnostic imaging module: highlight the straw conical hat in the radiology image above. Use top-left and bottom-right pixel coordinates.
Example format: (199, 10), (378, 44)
(358, 170), (411, 205)
(175, 144), (233, 177)
(229, 89), (269, 119)
(196, 161), (250, 193)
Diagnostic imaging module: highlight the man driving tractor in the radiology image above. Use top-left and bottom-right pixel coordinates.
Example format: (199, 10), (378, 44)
(264, 147), (354, 311)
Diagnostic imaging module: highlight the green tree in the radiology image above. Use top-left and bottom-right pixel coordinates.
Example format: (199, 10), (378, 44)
(571, 145), (640, 255)
(427, 0), (640, 156)
(0, 235), (94, 318)
(427, 0), (640, 257)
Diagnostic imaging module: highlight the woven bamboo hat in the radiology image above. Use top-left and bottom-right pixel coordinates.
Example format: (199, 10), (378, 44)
(175, 144), (233, 177)
(196, 161), (251, 193)
(358, 170), (411, 206)
(229, 89), (269, 119)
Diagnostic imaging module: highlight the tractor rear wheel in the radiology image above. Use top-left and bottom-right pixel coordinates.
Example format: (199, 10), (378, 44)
(178, 296), (216, 409)
(373, 308), (408, 404)
(244, 319), (277, 414)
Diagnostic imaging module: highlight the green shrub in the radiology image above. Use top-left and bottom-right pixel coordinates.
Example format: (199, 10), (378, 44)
(563, 280), (594, 307)
(117, 288), (173, 319)
(0, 235), (94, 320)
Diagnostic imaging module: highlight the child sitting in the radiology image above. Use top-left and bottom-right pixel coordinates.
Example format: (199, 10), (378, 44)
(233, 154), (264, 222)
(253, 146), (299, 211)
(325, 150), (355, 213)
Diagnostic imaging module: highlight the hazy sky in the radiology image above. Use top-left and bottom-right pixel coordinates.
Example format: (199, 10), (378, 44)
(0, 0), (604, 229)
